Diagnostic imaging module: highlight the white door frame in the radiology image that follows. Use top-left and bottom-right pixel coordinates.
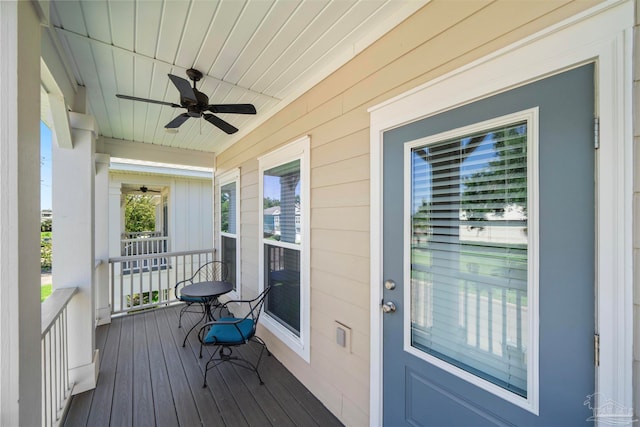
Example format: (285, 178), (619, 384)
(369, 1), (633, 425)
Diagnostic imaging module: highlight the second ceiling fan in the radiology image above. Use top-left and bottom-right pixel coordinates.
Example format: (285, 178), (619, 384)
(116, 68), (256, 134)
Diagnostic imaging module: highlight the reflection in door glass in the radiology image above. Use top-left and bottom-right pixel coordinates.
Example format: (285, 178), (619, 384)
(410, 121), (528, 397)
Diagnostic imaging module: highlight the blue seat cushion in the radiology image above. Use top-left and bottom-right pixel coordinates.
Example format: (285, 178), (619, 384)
(204, 317), (254, 345)
(180, 295), (207, 303)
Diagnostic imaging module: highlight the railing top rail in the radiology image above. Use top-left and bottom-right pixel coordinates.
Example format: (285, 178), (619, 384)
(121, 236), (168, 242)
(109, 248), (216, 263)
(41, 287), (77, 336)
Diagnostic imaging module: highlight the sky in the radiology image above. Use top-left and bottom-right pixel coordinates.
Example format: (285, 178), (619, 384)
(41, 121), (52, 210)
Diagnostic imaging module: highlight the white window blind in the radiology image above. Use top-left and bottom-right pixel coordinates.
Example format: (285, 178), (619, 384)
(410, 121), (529, 397)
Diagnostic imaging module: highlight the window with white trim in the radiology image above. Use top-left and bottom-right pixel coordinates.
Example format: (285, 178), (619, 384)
(259, 136), (310, 362)
(218, 169), (240, 298)
(405, 110), (538, 407)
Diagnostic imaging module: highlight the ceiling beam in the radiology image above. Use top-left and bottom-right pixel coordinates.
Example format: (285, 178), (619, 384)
(41, 28), (78, 109)
(97, 137), (215, 169)
(48, 92), (73, 148)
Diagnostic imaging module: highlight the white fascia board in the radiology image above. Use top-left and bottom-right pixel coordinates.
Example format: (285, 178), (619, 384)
(98, 137), (215, 169)
(109, 159), (213, 180)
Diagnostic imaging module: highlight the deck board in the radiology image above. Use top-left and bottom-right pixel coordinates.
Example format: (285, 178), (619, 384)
(132, 313), (155, 427)
(144, 310), (180, 427)
(63, 305), (341, 427)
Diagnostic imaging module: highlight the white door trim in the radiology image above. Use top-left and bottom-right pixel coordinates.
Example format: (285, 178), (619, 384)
(369, 1), (633, 425)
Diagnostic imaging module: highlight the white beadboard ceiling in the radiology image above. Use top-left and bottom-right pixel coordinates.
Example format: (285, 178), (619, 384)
(49, 0), (425, 155)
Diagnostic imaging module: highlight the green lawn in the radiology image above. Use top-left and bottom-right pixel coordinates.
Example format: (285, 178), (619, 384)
(41, 284), (52, 302)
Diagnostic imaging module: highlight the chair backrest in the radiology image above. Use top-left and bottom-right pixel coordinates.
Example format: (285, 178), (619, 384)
(246, 286), (271, 324)
(192, 261), (228, 283)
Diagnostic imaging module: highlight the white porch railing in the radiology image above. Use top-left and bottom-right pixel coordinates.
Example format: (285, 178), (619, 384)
(41, 287), (77, 427)
(121, 231), (164, 239)
(109, 248), (216, 315)
(120, 235), (169, 257)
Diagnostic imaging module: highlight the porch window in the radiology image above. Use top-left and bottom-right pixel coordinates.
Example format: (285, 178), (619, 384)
(406, 113), (536, 400)
(259, 136), (310, 362)
(218, 169), (240, 297)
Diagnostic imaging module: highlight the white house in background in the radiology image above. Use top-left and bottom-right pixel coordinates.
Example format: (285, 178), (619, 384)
(0, 1), (637, 426)
(108, 158), (213, 257)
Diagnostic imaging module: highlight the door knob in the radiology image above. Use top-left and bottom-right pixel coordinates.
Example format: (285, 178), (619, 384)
(382, 301), (396, 313)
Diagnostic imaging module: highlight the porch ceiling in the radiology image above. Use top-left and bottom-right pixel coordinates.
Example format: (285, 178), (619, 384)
(48, 0), (424, 155)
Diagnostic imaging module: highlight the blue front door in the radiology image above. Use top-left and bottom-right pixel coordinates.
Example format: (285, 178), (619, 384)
(382, 64), (595, 425)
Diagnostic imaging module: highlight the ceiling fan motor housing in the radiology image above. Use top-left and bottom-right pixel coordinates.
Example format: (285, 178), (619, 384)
(185, 90), (210, 117)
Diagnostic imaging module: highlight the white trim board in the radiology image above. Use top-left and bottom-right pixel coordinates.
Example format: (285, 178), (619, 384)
(257, 135), (311, 363)
(369, 1), (633, 425)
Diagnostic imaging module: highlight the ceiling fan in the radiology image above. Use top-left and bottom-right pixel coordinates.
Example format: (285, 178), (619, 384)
(116, 68), (256, 134)
(139, 186), (160, 194)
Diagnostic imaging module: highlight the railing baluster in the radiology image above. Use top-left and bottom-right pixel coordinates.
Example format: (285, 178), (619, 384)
(41, 287), (77, 427)
(108, 249), (216, 315)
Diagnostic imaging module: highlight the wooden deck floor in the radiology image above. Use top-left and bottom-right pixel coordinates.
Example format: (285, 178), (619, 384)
(63, 305), (343, 427)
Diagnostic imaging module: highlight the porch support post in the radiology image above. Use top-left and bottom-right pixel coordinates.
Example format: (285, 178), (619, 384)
(52, 113), (99, 394)
(109, 182), (123, 258)
(95, 153), (111, 325)
(0, 2), (42, 425)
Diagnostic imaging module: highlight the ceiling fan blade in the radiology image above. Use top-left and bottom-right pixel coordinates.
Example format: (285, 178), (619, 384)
(207, 104), (256, 115)
(165, 113), (191, 129)
(168, 74), (197, 104)
(203, 114), (238, 134)
(116, 94), (181, 108)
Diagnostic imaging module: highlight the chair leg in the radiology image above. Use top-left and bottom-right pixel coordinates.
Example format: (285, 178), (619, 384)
(203, 346), (222, 388)
(178, 303), (191, 328)
(183, 309), (207, 348)
(251, 336), (268, 385)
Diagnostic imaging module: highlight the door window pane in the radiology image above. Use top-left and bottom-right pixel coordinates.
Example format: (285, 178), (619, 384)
(410, 121), (528, 397)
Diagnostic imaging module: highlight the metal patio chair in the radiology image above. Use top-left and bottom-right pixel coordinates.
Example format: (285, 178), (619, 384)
(197, 286), (271, 387)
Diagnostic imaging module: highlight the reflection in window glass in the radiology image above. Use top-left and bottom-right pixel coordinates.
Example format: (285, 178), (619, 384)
(221, 235), (237, 292)
(262, 158), (302, 335)
(264, 245), (301, 336)
(263, 160), (301, 245)
(410, 121), (528, 397)
(221, 182), (236, 234)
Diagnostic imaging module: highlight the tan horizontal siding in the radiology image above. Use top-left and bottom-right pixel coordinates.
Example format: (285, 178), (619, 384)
(311, 269), (370, 311)
(215, 1), (602, 424)
(311, 229), (369, 258)
(312, 206), (370, 232)
(311, 128), (369, 168)
(311, 154), (369, 189)
(311, 248), (369, 284)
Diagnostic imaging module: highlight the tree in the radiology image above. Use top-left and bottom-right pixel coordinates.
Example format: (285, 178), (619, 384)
(124, 194), (156, 232)
(461, 125), (527, 222)
(221, 191), (230, 232)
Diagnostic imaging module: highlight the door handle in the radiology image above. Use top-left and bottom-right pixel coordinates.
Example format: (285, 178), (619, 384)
(382, 301), (396, 313)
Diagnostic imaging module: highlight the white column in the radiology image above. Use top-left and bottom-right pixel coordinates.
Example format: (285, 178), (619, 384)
(109, 182), (123, 258)
(95, 154), (111, 325)
(0, 2), (42, 425)
(52, 113), (99, 394)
